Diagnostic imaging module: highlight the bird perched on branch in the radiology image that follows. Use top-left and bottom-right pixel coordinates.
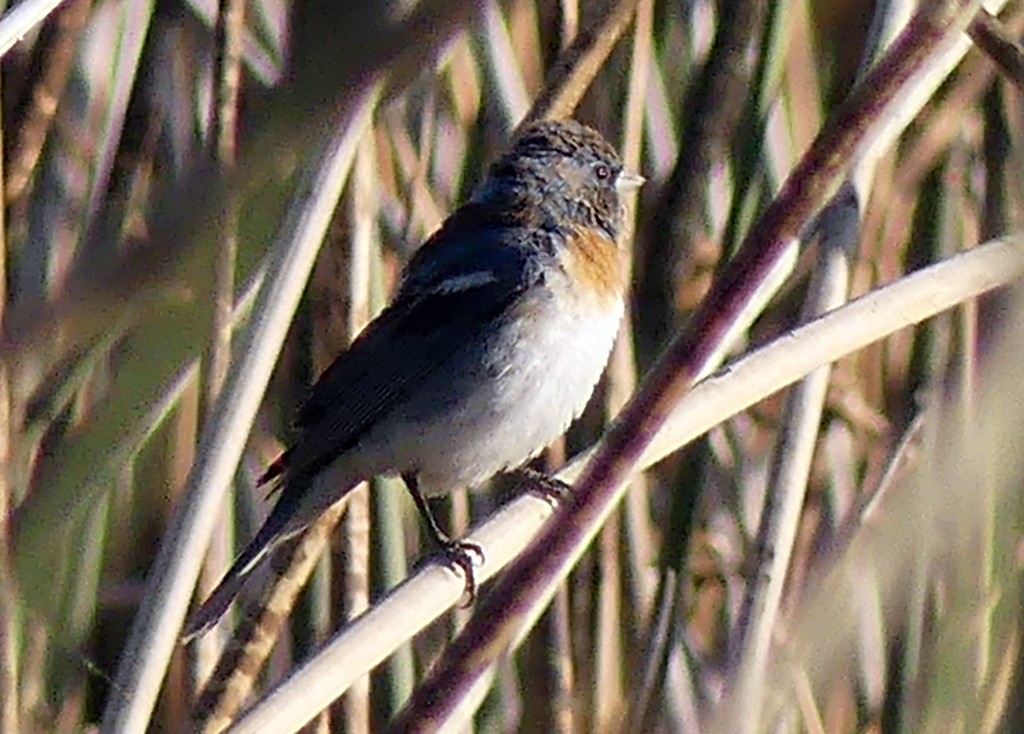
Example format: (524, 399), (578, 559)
(184, 119), (643, 639)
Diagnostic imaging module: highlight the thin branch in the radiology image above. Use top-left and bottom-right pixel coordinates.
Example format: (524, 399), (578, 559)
(0, 0), (482, 369)
(0, 19), (14, 731)
(4, 0), (92, 205)
(228, 235), (1024, 734)
(388, 2), (992, 729)
(194, 0), (247, 687)
(0, 0), (68, 58)
(194, 502), (349, 734)
(727, 2), (915, 729)
(968, 8), (1024, 88)
(523, 0), (641, 125)
(99, 85), (381, 734)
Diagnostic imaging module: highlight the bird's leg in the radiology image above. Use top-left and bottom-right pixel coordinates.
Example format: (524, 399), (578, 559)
(402, 473), (485, 604)
(511, 466), (572, 506)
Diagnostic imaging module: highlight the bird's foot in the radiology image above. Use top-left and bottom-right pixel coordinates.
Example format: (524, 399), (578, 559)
(436, 538), (486, 607)
(513, 467), (572, 507)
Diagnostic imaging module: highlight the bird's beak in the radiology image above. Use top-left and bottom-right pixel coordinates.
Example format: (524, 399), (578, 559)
(615, 168), (646, 193)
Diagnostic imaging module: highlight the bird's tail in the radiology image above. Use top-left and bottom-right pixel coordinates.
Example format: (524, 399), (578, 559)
(181, 508), (295, 642)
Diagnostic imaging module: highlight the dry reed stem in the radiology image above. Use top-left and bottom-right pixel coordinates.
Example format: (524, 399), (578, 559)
(194, 0), (247, 690)
(523, 0), (641, 125)
(4, 0), (1022, 731)
(0, 46), (14, 734)
(194, 501), (348, 734)
(391, 2), (990, 729)
(194, 0), (647, 725)
(969, 9), (1024, 88)
(0, 0), (479, 368)
(4, 0), (91, 205)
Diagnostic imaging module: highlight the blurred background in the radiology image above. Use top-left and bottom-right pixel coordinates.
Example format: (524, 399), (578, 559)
(2, 0), (1024, 732)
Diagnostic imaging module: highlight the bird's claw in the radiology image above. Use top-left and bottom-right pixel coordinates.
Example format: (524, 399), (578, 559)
(438, 539), (485, 607)
(515, 467), (572, 507)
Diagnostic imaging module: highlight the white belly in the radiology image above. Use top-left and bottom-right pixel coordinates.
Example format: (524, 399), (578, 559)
(368, 284), (624, 495)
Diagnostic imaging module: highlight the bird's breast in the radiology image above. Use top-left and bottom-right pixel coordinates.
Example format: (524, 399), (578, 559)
(556, 226), (628, 310)
(365, 257), (626, 496)
(472, 273), (625, 473)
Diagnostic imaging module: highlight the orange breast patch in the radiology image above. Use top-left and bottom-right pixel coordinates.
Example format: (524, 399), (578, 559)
(559, 227), (627, 308)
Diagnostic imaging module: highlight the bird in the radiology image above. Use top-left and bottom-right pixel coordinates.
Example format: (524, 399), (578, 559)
(184, 119), (644, 640)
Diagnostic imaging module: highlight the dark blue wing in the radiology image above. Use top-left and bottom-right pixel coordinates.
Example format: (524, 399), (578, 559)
(284, 205), (544, 484)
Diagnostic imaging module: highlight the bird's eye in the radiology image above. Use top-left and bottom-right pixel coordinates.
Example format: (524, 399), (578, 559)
(594, 164), (611, 180)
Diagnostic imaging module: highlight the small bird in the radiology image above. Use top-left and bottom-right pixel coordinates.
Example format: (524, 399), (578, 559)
(184, 119), (643, 639)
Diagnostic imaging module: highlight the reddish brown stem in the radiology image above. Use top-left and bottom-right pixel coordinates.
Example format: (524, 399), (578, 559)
(387, 2), (982, 730)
